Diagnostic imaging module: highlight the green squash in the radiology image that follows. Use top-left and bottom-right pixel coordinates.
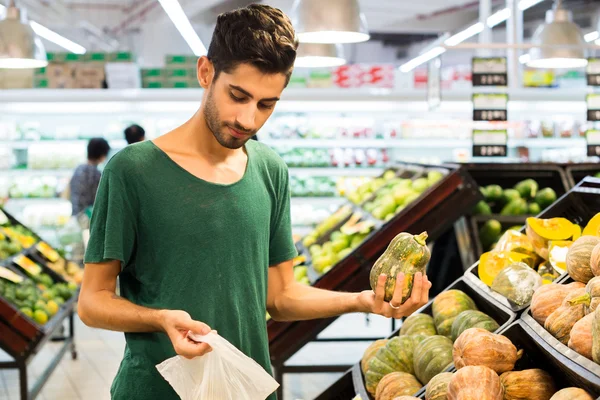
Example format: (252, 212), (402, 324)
(365, 335), (426, 396)
(425, 372), (453, 400)
(432, 290), (478, 337)
(450, 310), (500, 342)
(400, 313), (436, 336)
(413, 335), (454, 385)
(369, 231), (431, 303)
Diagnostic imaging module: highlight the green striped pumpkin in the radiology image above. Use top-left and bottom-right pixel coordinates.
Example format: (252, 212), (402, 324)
(400, 313), (437, 336)
(432, 290), (477, 337)
(450, 310), (500, 342)
(413, 335), (454, 385)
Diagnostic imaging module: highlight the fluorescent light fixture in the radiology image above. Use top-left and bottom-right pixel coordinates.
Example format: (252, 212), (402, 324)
(400, 46), (445, 73)
(30, 21), (86, 54)
(157, 0), (207, 56)
(519, 54), (531, 64)
(585, 31), (600, 42)
(295, 55), (346, 68)
(445, 22), (484, 46)
(519, 0), (545, 10)
(487, 8), (511, 28)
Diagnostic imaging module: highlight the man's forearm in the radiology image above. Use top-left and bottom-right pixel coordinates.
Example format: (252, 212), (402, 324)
(78, 289), (164, 333)
(269, 282), (365, 321)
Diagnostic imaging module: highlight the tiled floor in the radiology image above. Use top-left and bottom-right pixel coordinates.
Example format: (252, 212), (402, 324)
(0, 313), (396, 400)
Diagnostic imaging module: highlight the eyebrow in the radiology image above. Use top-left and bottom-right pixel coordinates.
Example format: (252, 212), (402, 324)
(229, 85), (280, 102)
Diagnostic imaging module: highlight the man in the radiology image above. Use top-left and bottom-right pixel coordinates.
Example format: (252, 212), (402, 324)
(78, 4), (431, 400)
(124, 124), (145, 144)
(69, 138), (110, 216)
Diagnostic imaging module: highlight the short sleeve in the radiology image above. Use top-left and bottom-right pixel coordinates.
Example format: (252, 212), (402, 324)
(269, 169), (298, 266)
(84, 169), (137, 267)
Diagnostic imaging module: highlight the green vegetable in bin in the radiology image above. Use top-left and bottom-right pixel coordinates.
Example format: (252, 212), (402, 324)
(528, 203), (541, 215)
(534, 187), (557, 209)
(412, 178), (429, 193)
(500, 199), (528, 216)
(514, 179), (538, 200)
(473, 200), (492, 216)
(501, 189), (521, 206)
(484, 184), (503, 203)
(480, 219), (502, 250)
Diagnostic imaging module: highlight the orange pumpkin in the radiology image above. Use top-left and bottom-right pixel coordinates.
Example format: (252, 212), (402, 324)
(447, 366), (503, 400)
(531, 282), (585, 325)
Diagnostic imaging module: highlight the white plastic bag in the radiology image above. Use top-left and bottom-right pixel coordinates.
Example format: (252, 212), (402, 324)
(156, 332), (279, 400)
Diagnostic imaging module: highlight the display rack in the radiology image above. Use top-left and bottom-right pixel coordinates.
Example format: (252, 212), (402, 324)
(465, 176), (600, 313)
(268, 163), (481, 399)
(0, 208), (78, 400)
(565, 163), (600, 188)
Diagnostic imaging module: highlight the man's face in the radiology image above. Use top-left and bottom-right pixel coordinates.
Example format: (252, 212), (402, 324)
(202, 63), (287, 149)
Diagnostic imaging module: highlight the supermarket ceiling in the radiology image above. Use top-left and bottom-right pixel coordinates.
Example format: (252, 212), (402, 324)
(11, 0), (600, 65)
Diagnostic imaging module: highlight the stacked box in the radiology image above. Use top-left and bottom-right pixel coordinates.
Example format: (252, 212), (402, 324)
(47, 63), (76, 89)
(33, 67), (48, 89)
(141, 68), (167, 89)
(164, 55), (198, 88)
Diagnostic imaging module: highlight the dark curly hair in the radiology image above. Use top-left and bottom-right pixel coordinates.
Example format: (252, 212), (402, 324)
(207, 4), (298, 85)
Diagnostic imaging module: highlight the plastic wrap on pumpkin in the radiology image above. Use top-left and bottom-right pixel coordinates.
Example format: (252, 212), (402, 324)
(478, 251), (536, 287)
(537, 261), (560, 284)
(490, 262), (543, 306)
(493, 230), (538, 259)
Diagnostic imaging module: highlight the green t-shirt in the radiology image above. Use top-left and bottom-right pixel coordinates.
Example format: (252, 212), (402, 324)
(84, 140), (297, 400)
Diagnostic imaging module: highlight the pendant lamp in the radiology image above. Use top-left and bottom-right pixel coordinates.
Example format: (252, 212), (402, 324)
(295, 43), (346, 68)
(0, 0), (48, 69)
(526, 0), (587, 69)
(291, 0), (370, 44)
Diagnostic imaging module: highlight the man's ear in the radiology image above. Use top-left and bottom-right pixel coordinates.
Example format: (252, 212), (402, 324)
(197, 56), (214, 89)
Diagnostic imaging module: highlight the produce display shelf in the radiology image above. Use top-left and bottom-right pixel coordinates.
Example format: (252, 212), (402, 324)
(468, 214), (528, 256)
(346, 276), (516, 400)
(268, 163), (481, 399)
(465, 177), (600, 313)
(565, 163), (600, 188)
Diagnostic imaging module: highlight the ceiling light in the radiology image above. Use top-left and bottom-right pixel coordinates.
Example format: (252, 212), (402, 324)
(445, 23), (484, 46)
(294, 43), (346, 68)
(0, 1), (47, 69)
(519, 54), (531, 64)
(157, 0), (207, 56)
(291, 0), (369, 44)
(487, 8), (511, 28)
(584, 31), (599, 42)
(400, 47), (445, 73)
(527, 0), (588, 69)
(0, 3), (86, 55)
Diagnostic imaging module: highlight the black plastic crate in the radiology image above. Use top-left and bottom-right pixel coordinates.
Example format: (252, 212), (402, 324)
(469, 215), (528, 256)
(501, 320), (600, 396)
(465, 178), (600, 313)
(350, 276), (516, 400)
(565, 163), (600, 188)
(313, 369), (356, 400)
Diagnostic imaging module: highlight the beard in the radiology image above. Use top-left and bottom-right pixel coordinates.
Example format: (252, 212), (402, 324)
(203, 87), (256, 149)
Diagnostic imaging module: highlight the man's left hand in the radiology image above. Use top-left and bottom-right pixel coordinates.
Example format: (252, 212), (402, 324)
(356, 272), (432, 319)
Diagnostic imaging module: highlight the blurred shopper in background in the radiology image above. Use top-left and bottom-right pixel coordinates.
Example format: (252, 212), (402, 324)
(124, 124), (146, 144)
(69, 138), (110, 216)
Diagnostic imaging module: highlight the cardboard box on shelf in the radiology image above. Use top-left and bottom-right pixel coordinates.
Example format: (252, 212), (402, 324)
(47, 63), (75, 88)
(142, 80), (166, 89)
(165, 54), (197, 68)
(85, 52), (109, 63)
(105, 62), (140, 89)
(73, 64), (105, 88)
(109, 52), (134, 62)
(141, 68), (167, 78)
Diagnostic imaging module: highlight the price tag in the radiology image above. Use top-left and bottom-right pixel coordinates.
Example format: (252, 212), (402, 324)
(428, 57), (441, 110)
(472, 129), (508, 157)
(587, 94), (600, 121)
(587, 129), (600, 157)
(472, 57), (508, 87)
(587, 58), (600, 86)
(473, 93), (508, 121)
(12, 254), (42, 277)
(36, 242), (60, 263)
(0, 266), (23, 284)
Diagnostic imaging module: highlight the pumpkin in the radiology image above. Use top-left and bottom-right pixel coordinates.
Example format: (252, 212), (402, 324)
(567, 276), (600, 314)
(370, 232), (431, 303)
(450, 310), (499, 341)
(526, 217), (575, 260)
(566, 236), (600, 284)
(447, 366), (503, 400)
(432, 290), (477, 337)
(425, 372), (453, 400)
(478, 251), (536, 287)
(375, 372), (422, 400)
(365, 335), (426, 395)
(593, 307), (600, 363)
(530, 282), (585, 325)
(453, 328), (521, 374)
(490, 262), (543, 306)
(400, 313), (436, 336)
(392, 397), (419, 400)
(544, 288), (587, 345)
(362, 339), (389, 374)
(591, 243), (600, 277)
(413, 335), (453, 385)
(549, 388), (594, 400)
(499, 369), (556, 400)
(583, 213), (600, 237)
(568, 313), (593, 360)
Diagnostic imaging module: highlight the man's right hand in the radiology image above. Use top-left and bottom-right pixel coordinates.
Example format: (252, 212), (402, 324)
(160, 310), (213, 359)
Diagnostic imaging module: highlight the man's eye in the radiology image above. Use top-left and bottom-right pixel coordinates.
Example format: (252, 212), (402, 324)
(259, 103), (274, 110)
(230, 93), (245, 102)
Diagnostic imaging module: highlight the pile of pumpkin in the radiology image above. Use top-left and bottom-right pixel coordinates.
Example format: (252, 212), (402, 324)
(361, 289), (502, 399)
(528, 215), (600, 362)
(476, 214), (600, 307)
(365, 327), (596, 400)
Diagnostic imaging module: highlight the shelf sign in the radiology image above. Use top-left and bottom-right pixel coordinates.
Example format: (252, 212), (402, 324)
(587, 129), (600, 157)
(472, 57), (508, 87)
(473, 93), (508, 121)
(472, 129), (508, 157)
(587, 58), (600, 86)
(428, 57), (441, 110)
(587, 94), (600, 121)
